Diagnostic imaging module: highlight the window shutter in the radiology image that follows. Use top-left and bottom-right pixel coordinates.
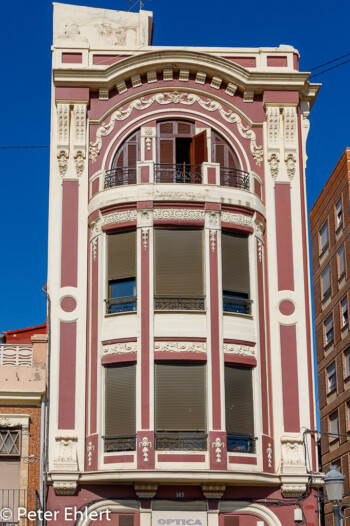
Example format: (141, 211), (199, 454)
(190, 131), (207, 165)
(177, 122), (193, 135)
(214, 143), (226, 166)
(105, 364), (136, 436)
(108, 231), (136, 281)
(159, 122), (174, 134)
(225, 365), (254, 436)
(115, 149), (124, 167)
(127, 143), (137, 166)
(154, 230), (203, 295)
(155, 363), (206, 431)
(159, 139), (175, 164)
(222, 233), (250, 295)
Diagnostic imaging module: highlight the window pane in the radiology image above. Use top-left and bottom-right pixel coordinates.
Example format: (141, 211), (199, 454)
(224, 365), (254, 436)
(327, 362), (336, 392)
(320, 221), (328, 252)
(154, 230), (203, 295)
(338, 246), (345, 277)
(336, 198), (343, 227)
(324, 314), (334, 344)
(155, 363), (206, 431)
(105, 364), (136, 436)
(222, 233), (250, 313)
(341, 297), (348, 327)
(344, 349), (350, 377)
(321, 266), (331, 297)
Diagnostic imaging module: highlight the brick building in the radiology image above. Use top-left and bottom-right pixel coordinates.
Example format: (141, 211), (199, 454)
(310, 148), (350, 524)
(0, 324), (47, 521)
(47, 3), (322, 525)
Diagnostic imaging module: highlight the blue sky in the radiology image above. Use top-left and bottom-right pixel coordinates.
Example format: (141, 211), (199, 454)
(0, 0), (349, 335)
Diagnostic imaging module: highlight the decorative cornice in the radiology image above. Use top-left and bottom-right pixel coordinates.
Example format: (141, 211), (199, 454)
(223, 343), (255, 356)
(89, 91), (263, 166)
(281, 484), (306, 498)
(103, 342), (137, 355)
(221, 212), (253, 228)
(153, 208), (205, 221)
(155, 341), (206, 353)
(134, 482), (158, 499)
(102, 209), (137, 226)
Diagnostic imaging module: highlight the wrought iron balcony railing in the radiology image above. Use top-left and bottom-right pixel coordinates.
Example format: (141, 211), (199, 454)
(227, 433), (257, 454)
(105, 167), (137, 188)
(154, 295), (205, 311)
(155, 431), (207, 451)
(103, 435), (136, 453)
(105, 296), (137, 314)
(220, 167), (250, 190)
(223, 295), (252, 315)
(0, 489), (40, 525)
(154, 163), (202, 184)
(0, 345), (33, 366)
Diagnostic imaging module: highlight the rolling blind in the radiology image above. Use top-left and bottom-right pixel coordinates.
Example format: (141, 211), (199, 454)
(222, 233), (250, 295)
(105, 364), (136, 436)
(155, 363), (206, 431)
(154, 230), (203, 295)
(319, 221), (328, 251)
(338, 246), (345, 276)
(225, 365), (254, 436)
(108, 231), (136, 282)
(321, 266), (331, 296)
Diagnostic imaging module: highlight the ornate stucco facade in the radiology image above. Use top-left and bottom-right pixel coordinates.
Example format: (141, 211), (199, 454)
(47, 3), (322, 525)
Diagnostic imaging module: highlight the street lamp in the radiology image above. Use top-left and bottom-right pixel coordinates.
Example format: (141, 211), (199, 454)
(324, 466), (346, 526)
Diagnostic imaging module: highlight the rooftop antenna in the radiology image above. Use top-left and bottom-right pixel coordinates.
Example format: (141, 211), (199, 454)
(127, 0), (145, 11)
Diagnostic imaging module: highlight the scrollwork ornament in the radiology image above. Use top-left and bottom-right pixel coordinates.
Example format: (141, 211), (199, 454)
(285, 153), (296, 180)
(89, 91), (263, 165)
(210, 230), (217, 252)
(57, 150), (68, 177)
(139, 437), (152, 462)
(268, 152), (279, 179)
(74, 150), (85, 177)
(212, 438), (224, 463)
(142, 228), (149, 250)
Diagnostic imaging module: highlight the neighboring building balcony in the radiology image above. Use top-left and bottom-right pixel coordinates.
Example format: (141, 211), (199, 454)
(102, 161), (262, 198)
(0, 489), (40, 525)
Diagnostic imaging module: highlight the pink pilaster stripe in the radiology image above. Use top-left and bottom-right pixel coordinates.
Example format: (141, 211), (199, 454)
(58, 321), (76, 429)
(61, 181), (78, 288)
(280, 324), (300, 432)
(275, 184), (294, 291)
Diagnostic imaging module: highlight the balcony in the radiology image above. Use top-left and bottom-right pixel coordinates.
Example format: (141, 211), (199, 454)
(105, 296), (137, 315)
(154, 295), (205, 311)
(102, 162), (262, 199)
(103, 435), (136, 452)
(155, 431), (207, 451)
(0, 345), (33, 366)
(154, 164), (202, 184)
(227, 433), (257, 454)
(105, 167), (137, 188)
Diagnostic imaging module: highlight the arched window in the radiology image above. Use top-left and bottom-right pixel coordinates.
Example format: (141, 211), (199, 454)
(212, 130), (239, 169)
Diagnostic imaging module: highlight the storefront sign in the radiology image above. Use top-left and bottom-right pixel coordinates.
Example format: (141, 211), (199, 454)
(152, 511), (207, 526)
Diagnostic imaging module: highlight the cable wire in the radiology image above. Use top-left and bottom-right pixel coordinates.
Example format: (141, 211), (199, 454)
(310, 58), (350, 78)
(0, 145), (49, 149)
(310, 52), (350, 71)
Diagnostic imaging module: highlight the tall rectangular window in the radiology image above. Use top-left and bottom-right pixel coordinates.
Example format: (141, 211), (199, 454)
(224, 365), (255, 453)
(324, 313), (334, 345)
(336, 198), (343, 228)
(155, 363), (206, 450)
(329, 410), (339, 440)
(104, 364), (136, 451)
(321, 266), (331, 299)
(341, 297), (348, 328)
(338, 245), (346, 279)
(154, 229), (204, 310)
(107, 231), (136, 314)
(222, 232), (250, 314)
(319, 221), (329, 254)
(326, 362), (336, 392)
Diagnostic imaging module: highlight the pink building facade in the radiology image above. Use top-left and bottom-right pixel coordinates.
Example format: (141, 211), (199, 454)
(47, 3), (322, 525)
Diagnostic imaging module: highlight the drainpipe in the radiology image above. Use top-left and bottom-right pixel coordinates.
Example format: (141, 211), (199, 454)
(39, 393), (46, 521)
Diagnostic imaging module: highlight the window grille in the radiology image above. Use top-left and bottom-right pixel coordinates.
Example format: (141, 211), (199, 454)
(0, 429), (21, 456)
